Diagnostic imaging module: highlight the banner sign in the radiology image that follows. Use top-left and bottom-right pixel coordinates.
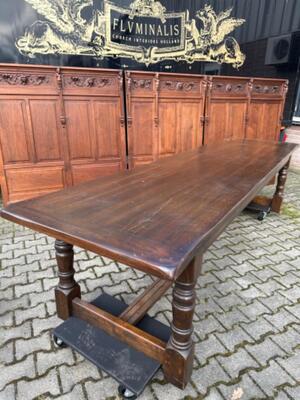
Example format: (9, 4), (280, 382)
(16, 0), (246, 68)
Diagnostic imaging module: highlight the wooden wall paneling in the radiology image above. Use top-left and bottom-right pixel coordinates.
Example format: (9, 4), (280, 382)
(203, 76), (250, 145)
(125, 71), (206, 167)
(61, 68), (126, 185)
(0, 65), (66, 204)
(246, 78), (288, 141)
(125, 71), (157, 168)
(158, 73), (206, 156)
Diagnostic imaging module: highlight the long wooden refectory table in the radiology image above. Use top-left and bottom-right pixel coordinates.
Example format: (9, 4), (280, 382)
(1, 140), (298, 398)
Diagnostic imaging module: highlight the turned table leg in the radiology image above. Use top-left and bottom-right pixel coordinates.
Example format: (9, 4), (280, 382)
(271, 158), (291, 213)
(55, 240), (81, 320)
(163, 255), (202, 389)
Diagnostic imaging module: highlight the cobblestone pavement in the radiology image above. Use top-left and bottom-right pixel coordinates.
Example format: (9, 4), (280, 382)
(0, 170), (299, 400)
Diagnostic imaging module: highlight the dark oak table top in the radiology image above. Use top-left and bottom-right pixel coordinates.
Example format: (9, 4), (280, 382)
(1, 140), (297, 280)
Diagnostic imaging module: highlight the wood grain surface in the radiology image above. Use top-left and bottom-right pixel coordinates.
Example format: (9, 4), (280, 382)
(1, 140), (297, 280)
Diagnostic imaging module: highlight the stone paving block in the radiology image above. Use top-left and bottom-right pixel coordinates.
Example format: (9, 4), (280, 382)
(285, 303), (300, 320)
(251, 265), (282, 281)
(0, 295), (30, 314)
(194, 315), (226, 340)
(264, 308), (297, 331)
(24, 237), (47, 247)
(214, 309), (250, 330)
(270, 325), (300, 354)
(28, 268), (55, 283)
(248, 255), (276, 269)
(59, 362), (101, 393)
(29, 287), (56, 307)
(277, 353), (300, 381)
(45, 300), (57, 316)
(279, 285), (300, 302)
(238, 299), (270, 321)
(16, 367), (60, 400)
(85, 377), (119, 400)
(274, 271), (300, 288)
(43, 276), (58, 291)
(248, 360), (296, 397)
(1, 275), (28, 291)
(196, 285), (221, 300)
(216, 325), (254, 352)
(229, 251), (256, 265)
(214, 293), (246, 312)
(195, 333), (228, 366)
(15, 332), (51, 360)
(0, 342), (14, 365)
(0, 321), (32, 346)
(0, 287), (13, 301)
(0, 384), (15, 400)
(192, 358), (230, 395)
(0, 354), (35, 391)
(57, 384), (85, 400)
(217, 348), (259, 379)
(238, 285), (265, 300)
(214, 280), (244, 296)
(15, 280), (43, 297)
(32, 314), (60, 336)
(258, 291), (293, 312)
(15, 303), (46, 325)
(241, 318), (276, 341)
(152, 379), (197, 400)
(195, 297), (223, 320)
(0, 311), (13, 328)
(255, 279), (286, 296)
(197, 271), (219, 287)
(285, 385), (300, 398)
(245, 337), (287, 366)
(36, 347), (75, 375)
(218, 373), (265, 400)
(85, 275), (113, 292)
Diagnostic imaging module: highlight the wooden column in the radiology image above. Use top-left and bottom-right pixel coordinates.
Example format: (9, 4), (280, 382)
(55, 240), (81, 320)
(271, 158), (290, 213)
(163, 254), (202, 389)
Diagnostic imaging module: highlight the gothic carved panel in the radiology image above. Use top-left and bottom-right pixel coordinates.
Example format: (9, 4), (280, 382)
(0, 72), (50, 86)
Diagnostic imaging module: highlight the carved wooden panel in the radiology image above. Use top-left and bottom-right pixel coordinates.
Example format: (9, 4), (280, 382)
(0, 99), (32, 163)
(204, 76), (287, 145)
(61, 68), (126, 186)
(6, 167), (65, 203)
(204, 77), (249, 144)
(246, 78), (288, 142)
(0, 64), (125, 204)
(29, 99), (62, 162)
(0, 65), (288, 205)
(126, 71), (206, 168)
(0, 65), (66, 204)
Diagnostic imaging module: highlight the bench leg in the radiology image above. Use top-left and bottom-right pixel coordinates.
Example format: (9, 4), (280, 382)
(163, 255), (202, 389)
(271, 158), (290, 213)
(55, 240), (81, 320)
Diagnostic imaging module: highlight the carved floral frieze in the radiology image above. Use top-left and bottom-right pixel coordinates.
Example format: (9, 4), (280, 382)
(161, 80), (197, 92)
(212, 82), (247, 94)
(64, 76), (114, 88)
(252, 84), (280, 94)
(132, 79), (152, 90)
(0, 73), (49, 86)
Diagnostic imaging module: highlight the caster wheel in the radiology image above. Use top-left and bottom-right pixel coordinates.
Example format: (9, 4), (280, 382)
(257, 211), (267, 221)
(118, 385), (137, 399)
(52, 334), (66, 348)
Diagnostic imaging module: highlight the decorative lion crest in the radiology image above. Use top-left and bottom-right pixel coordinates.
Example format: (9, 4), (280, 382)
(15, 0), (246, 68)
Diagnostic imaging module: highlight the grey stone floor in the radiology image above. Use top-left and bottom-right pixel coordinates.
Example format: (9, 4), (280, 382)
(0, 170), (299, 400)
